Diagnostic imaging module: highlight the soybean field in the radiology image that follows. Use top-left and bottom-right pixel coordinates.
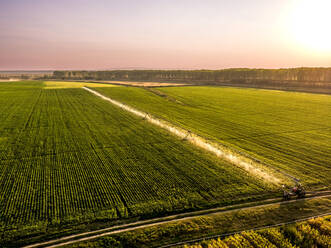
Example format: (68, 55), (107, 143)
(0, 81), (269, 245)
(94, 86), (331, 187)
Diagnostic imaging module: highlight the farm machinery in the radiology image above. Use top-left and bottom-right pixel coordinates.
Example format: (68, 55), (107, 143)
(282, 181), (306, 200)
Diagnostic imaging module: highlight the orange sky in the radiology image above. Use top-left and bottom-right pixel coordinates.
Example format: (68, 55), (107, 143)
(0, 0), (330, 70)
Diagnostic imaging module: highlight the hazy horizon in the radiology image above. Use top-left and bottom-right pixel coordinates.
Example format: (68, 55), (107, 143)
(1, 0), (330, 70)
(2, 66), (331, 73)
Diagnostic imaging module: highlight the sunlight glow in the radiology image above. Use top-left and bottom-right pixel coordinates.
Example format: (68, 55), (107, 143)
(289, 0), (331, 53)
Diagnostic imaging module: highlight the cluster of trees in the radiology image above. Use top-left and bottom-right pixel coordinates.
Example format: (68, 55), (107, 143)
(0, 72), (51, 80)
(52, 68), (331, 83)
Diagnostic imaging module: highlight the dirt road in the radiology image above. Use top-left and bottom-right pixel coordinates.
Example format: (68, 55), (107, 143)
(24, 192), (331, 248)
(97, 81), (190, 87)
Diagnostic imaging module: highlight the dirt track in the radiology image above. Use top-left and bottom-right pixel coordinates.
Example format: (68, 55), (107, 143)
(0, 79), (20, 82)
(159, 211), (331, 248)
(99, 81), (189, 87)
(24, 192), (331, 248)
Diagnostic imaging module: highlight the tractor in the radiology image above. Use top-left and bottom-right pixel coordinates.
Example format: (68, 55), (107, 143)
(282, 182), (306, 200)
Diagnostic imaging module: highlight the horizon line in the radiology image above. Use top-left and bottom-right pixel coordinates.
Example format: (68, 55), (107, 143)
(1, 66), (331, 72)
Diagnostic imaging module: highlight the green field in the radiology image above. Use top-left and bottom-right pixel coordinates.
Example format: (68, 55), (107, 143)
(184, 216), (331, 248)
(65, 196), (331, 248)
(93, 86), (331, 187)
(0, 81), (271, 245)
(43, 81), (118, 89)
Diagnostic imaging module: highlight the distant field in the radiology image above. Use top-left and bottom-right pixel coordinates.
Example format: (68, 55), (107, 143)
(100, 81), (189, 87)
(93, 86), (331, 187)
(0, 81), (270, 245)
(53, 68), (331, 94)
(43, 81), (118, 89)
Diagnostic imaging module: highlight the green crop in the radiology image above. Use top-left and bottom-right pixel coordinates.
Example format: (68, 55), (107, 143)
(184, 216), (331, 248)
(0, 81), (270, 245)
(94, 86), (331, 187)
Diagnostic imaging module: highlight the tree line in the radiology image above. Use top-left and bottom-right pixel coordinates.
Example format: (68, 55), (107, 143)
(52, 68), (331, 83)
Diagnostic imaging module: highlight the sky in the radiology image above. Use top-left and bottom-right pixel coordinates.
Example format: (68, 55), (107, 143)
(0, 0), (330, 70)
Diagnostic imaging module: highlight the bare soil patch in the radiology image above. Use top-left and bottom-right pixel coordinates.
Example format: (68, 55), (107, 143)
(101, 81), (190, 87)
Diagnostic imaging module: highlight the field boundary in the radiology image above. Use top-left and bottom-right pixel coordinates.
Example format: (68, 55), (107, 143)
(83, 87), (288, 185)
(24, 193), (331, 248)
(158, 212), (331, 248)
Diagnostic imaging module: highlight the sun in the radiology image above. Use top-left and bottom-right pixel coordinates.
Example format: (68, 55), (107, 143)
(289, 0), (331, 52)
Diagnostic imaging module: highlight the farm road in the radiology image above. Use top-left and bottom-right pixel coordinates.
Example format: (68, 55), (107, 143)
(24, 192), (331, 248)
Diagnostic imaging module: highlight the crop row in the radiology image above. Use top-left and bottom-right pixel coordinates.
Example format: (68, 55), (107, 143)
(0, 82), (270, 243)
(94, 86), (331, 186)
(185, 216), (331, 248)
